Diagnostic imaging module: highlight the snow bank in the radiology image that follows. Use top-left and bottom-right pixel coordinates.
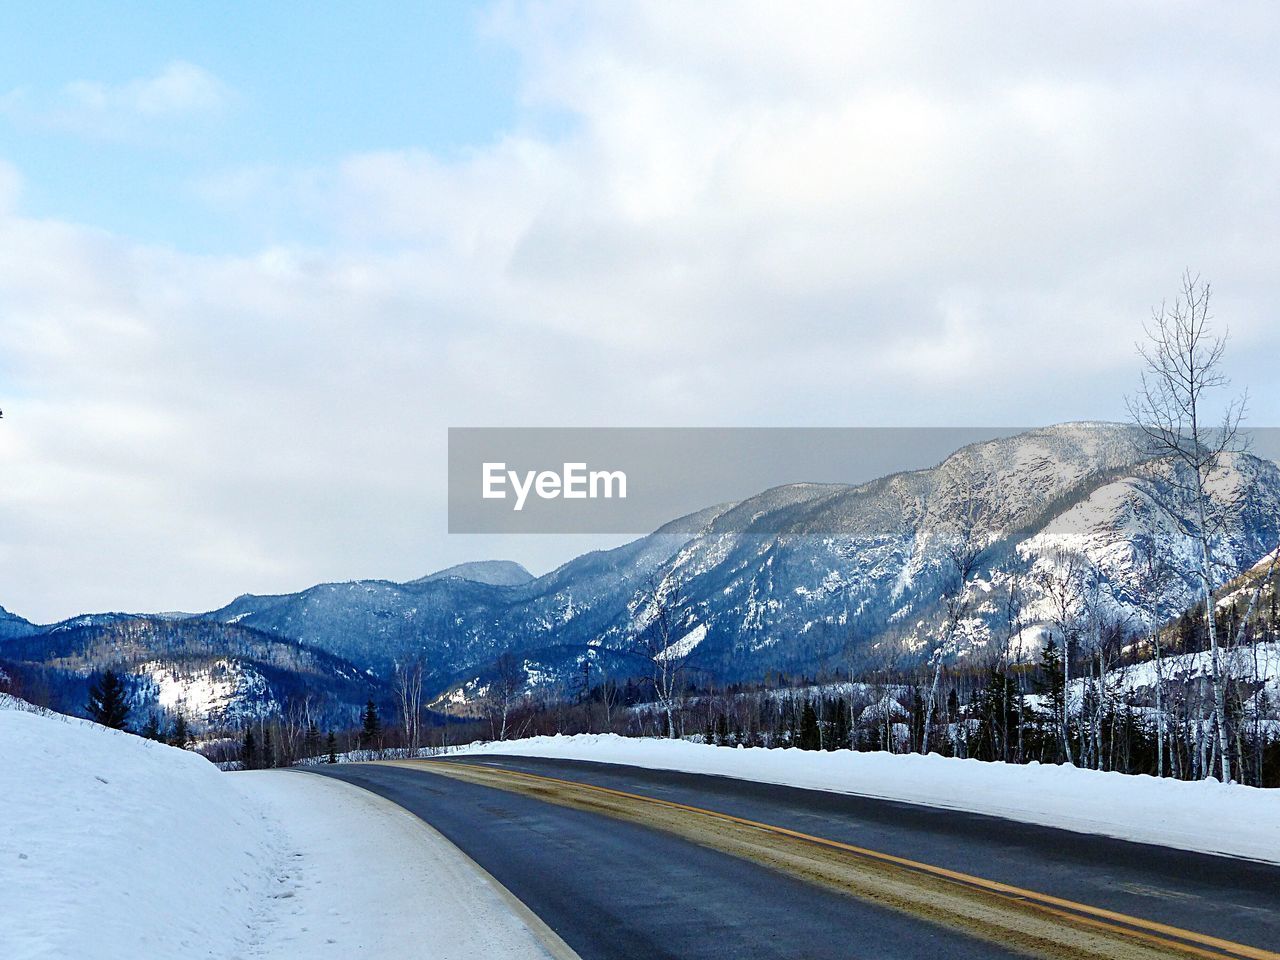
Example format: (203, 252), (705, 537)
(1, 698), (561, 960)
(0, 699), (275, 960)
(229, 772), (563, 959)
(453, 734), (1280, 864)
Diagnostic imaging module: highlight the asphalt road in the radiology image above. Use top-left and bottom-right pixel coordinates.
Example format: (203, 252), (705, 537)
(308, 757), (1280, 959)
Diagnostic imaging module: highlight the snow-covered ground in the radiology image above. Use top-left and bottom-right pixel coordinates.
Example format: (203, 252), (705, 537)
(0, 697), (564, 960)
(452, 733), (1280, 864)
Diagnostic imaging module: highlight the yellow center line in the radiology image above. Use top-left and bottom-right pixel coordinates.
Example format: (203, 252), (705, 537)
(400, 759), (1278, 960)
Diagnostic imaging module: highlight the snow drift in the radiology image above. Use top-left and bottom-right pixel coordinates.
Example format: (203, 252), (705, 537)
(1, 697), (559, 960)
(0, 697), (276, 960)
(453, 733), (1280, 864)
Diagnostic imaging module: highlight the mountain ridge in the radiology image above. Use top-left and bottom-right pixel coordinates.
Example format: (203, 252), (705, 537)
(7, 422), (1279, 722)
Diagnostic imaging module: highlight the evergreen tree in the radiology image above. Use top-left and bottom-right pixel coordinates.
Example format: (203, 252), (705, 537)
(326, 730), (338, 764)
(361, 699), (382, 748)
(1035, 638), (1066, 763)
(305, 723), (322, 760)
(241, 728), (258, 770)
(169, 715), (190, 749)
(975, 669), (1019, 762)
(798, 699), (821, 751)
(830, 698), (850, 751)
(140, 713), (163, 741)
(86, 669), (130, 730)
(714, 712), (730, 747)
(262, 726), (275, 768)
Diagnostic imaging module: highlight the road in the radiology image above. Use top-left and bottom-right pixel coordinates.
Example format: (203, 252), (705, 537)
(308, 757), (1280, 960)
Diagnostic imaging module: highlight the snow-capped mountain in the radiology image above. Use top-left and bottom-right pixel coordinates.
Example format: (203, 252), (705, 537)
(8, 423), (1279, 711)
(200, 509), (728, 690)
(188, 423), (1280, 703)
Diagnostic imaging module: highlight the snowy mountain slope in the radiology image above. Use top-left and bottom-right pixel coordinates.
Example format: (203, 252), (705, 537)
(597, 424), (1280, 683)
(200, 503), (732, 688)
(0, 605), (40, 641)
(1018, 452), (1280, 630)
(0, 698), (565, 960)
(0, 617), (388, 732)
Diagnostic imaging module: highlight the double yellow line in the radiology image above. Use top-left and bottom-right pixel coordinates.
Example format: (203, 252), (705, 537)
(405, 759), (1277, 960)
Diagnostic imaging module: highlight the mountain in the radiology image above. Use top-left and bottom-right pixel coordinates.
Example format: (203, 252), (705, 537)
(10, 422), (1280, 716)
(0, 606), (38, 642)
(0, 617), (391, 732)
(406, 560), (535, 587)
(201, 505), (729, 691)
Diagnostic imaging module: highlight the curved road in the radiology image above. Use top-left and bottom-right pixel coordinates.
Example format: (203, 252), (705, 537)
(308, 757), (1280, 960)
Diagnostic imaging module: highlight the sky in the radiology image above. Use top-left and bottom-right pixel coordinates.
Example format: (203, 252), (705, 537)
(1, 2), (1278, 622)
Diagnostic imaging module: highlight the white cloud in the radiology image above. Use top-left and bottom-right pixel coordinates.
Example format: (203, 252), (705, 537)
(2, 2), (1280, 620)
(0, 160), (20, 212)
(65, 61), (226, 118)
(3, 61), (227, 139)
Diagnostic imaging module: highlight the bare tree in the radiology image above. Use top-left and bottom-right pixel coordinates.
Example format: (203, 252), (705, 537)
(394, 652), (426, 753)
(1131, 537), (1177, 777)
(635, 575), (698, 739)
(1034, 547), (1088, 765)
(489, 652), (525, 742)
(920, 468), (991, 755)
(1226, 541), (1280, 784)
(1127, 271), (1248, 782)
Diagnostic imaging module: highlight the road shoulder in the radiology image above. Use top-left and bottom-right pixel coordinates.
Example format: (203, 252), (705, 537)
(231, 769), (575, 959)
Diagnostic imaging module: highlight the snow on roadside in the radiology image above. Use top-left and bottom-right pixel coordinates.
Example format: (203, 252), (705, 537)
(452, 733), (1280, 864)
(230, 771), (562, 959)
(0, 697), (559, 960)
(0, 698), (275, 960)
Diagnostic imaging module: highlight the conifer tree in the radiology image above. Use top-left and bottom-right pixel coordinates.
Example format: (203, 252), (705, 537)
(169, 715), (190, 749)
(714, 712), (730, 747)
(305, 723), (322, 760)
(86, 669), (130, 730)
(830, 699), (850, 751)
(262, 726), (275, 768)
(140, 713), (163, 741)
(361, 699), (382, 748)
(799, 699), (821, 751)
(326, 730), (338, 764)
(241, 728), (258, 770)
(1035, 638), (1067, 763)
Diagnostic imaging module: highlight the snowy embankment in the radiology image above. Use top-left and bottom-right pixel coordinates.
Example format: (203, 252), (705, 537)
(0, 697), (561, 960)
(453, 733), (1280, 864)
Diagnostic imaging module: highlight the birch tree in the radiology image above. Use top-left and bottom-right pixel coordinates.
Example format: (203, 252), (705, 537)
(489, 653), (524, 742)
(920, 469), (991, 755)
(1132, 537), (1177, 777)
(635, 576), (697, 739)
(394, 653), (426, 753)
(1034, 547), (1087, 765)
(1127, 271), (1247, 782)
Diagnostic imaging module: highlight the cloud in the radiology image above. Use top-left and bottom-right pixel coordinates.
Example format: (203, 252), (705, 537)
(0, 160), (20, 212)
(65, 61), (226, 118)
(3, 61), (227, 139)
(2, 2), (1280, 620)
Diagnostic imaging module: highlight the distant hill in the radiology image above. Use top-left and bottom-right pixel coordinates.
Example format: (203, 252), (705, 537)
(0, 617), (391, 732)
